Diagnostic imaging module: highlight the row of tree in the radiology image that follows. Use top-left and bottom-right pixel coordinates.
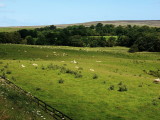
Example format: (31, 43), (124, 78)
(0, 24), (160, 52)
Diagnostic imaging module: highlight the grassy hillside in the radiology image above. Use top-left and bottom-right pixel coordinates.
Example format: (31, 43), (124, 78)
(0, 27), (35, 32)
(0, 20), (160, 32)
(74, 20), (160, 27)
(0, 44), (160, 120)
(0, 81), (52, 120)
(55, 20), (160, 28)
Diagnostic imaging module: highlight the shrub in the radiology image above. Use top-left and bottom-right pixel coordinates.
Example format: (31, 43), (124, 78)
(118, 81), (123, 85)
(41, 65), (46, 70)
(152, 99), (159, 106)
(6, 70), (12, 74)
(58, 79), (64, 84)
(148, 69), (160, 77)
(128, 44), (139, 53)
(75, 73), (83, 78)
(66, 69), (74, 74)
(35, 88), (41, 91)
(47, 64), (54, 70)
(0, 68), (4, 72)
(118, 85), (128, 92)
(138, 84), (143, 87)
(60, 67), (67, 73)
(108, 85), (114, 90)
(93, 74), (98, 79)
(57, 73), (61, 75)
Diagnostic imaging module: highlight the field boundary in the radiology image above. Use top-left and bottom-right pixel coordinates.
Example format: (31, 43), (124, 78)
(0, 77), (72, 120)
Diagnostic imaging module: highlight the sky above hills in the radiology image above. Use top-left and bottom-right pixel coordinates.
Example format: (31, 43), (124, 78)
(0, 0), (160, 26)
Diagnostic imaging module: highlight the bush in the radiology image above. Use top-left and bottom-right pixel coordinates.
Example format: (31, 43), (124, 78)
(6, 70), (12, 74)
(148, 69), (160, 77)
(0, 68), (4, 72)
(51, 65), (60, 70)
(93, 74), (98, 79)
(26, 36), (35, 45)
(60, 67), (67, 73)
(138, 84), (143, 87)
(58, 79), (64, 84)
(118, 81), (123, 85)
(66, 69), (74, 74)
(108, 85), (114, 90)
(152, 99), (159, 106)
(41, 65), (46, 70)
(129, 44), (139, 53)
(75, 73), (83, 78)
(103, 81), (106, 84)
(118, 85), (128, 92)
(47, 64), (54, 70)
(35, 88), (41, 91)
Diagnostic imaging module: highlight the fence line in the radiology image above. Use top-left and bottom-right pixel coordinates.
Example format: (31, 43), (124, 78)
(0, 77), (72, 120)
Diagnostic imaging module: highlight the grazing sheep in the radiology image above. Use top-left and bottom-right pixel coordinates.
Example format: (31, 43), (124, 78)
(32, 63), (38, 66)
(21, 64), (26, 68)
(73, 60), (77, 64)
(90, 69), (95, 72)
(96, 61), (102, 63)
(154, 78), (160, 83)
(71, 60), (77, 64)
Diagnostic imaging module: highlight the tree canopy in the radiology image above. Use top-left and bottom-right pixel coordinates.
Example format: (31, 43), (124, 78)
(0, 24), (160, 52)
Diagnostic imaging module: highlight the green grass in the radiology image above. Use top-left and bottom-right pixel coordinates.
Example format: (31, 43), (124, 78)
(0, 44), (160, 120)
(0, 27), (35, 32)
(0, 83), (52, 120)
(90, 36), (118, 40)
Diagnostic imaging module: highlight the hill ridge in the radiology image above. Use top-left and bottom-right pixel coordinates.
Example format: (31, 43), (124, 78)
(1, 20), (160, 28)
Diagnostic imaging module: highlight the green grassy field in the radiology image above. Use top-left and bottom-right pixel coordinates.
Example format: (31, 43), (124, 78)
(0, 44), (160, 120)
(0, 27), (35, 32)
(0, 81), (52, 120)
(90, 36), (118, 40)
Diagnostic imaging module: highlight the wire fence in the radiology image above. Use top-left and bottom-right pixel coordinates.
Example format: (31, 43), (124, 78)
(0, 77), (73, 120)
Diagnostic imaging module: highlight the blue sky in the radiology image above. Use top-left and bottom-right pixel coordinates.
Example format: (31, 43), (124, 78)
(0, 0), (160, 26)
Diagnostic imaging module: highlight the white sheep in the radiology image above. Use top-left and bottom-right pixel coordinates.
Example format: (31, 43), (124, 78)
(21, 64), (26, 68)
(32, 63), (38, 66)
(90, 69), (94, 72)
(154, 78), (160, 83)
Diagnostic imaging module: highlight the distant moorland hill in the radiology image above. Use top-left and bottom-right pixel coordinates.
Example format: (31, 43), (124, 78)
(0, 20), (160, 31)
(56, 20), (160, 28)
